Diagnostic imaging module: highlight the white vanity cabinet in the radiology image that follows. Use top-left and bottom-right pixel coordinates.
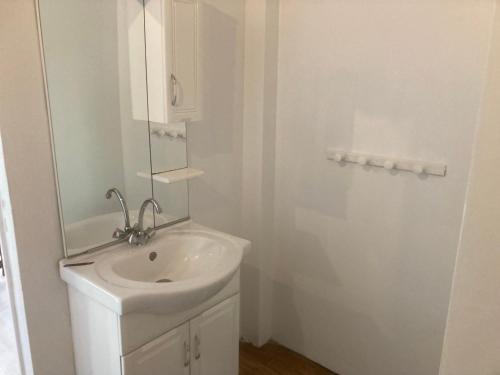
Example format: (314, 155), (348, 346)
(122, 296), (239, 375)
(67, 271), (241, 375)
(61, 223), (248, 375)
(145, 0), (202, 124)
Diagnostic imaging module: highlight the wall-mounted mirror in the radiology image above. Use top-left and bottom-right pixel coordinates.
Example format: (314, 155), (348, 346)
(38, 0), (190, 257)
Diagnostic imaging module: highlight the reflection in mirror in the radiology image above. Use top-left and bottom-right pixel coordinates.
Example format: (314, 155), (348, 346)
(149, 121), (189, 224)
(153, 180), (189, 226)
(39, 0), (189, 257)
(144, 0), (202, 125)
(141, 0), (198, 227)
(39, 0), (151, 256)
(150, 122), (188, 173)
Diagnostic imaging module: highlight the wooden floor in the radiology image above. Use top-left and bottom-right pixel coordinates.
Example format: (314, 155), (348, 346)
(240, 342), (337, 375)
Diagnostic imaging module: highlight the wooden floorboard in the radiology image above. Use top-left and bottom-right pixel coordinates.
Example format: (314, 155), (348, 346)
(240, 342), (337, 375)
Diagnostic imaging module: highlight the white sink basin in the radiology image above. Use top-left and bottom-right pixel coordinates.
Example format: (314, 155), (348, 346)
(60, 222), (248, 315)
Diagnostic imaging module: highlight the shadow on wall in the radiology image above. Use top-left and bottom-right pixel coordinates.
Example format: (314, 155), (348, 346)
(272, 278), (398, 375)
(239, 262), (261, 343)
(271, 225), (408, 375)
(271, 205), (444, 375)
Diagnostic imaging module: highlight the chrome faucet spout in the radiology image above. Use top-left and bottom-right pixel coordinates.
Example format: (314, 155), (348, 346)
(105, 188), (131, 230)
(129, 198), (162, 246)
(137, 198), (162, 232)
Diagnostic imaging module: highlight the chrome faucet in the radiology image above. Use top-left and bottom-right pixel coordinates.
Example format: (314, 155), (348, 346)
(105, 188), (133, 240)
(128, 198), (162, 246)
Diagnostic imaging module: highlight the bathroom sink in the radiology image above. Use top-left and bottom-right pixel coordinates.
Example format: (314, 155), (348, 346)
(60, 221), (248, 315)
(97, 232), (239, 286)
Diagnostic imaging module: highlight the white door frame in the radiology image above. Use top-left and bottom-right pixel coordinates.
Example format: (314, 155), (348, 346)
(0, 134), (34, 375)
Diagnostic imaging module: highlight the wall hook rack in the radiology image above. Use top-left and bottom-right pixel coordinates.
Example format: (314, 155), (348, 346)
(150, 123), (186, 139)
(326, 148), (447, 177)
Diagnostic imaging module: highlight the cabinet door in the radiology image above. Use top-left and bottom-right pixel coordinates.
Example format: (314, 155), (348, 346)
(190, 295), (240, 375)
(144, 0), (200, 124)
(122, 323), (190, 375)
(169, 0), (201, 122)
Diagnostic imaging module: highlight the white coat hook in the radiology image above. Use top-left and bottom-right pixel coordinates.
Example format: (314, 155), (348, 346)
(333, 153), (345, 162)
(357, 156), (368, 166)
(326, 148), (446, 177)
(412, 165), (425, 175)
(383, 160), (395, 170)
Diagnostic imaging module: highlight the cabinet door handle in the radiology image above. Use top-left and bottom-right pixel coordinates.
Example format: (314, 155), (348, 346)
(170, 73), (178, 106)
(184, 341), (190, 367)
(194, 335), (201, 360)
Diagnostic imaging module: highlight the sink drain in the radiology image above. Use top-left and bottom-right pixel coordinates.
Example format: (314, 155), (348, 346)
(156, 278), (173, 283)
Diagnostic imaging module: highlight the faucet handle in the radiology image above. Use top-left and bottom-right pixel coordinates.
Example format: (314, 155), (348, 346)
(112, 227), (131, 240)
(144, 227), (156, 239)
(128, 232), (139, 246)
(112, 228), (123, 239)
(127, 229), (152, 247)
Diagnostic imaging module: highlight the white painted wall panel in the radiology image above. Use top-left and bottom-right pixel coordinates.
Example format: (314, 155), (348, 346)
(271, 1), (495, 374)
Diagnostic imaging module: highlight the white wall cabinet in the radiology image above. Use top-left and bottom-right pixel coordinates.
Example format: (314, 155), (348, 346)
(145, 0), (201, 124)
(122, 296), (239, 375)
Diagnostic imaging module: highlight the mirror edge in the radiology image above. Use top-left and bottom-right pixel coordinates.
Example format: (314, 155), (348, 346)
(34, 0), (70, 257)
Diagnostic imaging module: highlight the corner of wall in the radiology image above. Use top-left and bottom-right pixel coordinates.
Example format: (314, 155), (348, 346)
(240, 0), (279, 347)
(438, 1), (500, 373)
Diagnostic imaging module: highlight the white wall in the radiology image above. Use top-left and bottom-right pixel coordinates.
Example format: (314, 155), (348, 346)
(270, 1), (495, 374)
(0, 0), (76, 374)
(439, 2), (500, 373)
(188, 2), (498, 374)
